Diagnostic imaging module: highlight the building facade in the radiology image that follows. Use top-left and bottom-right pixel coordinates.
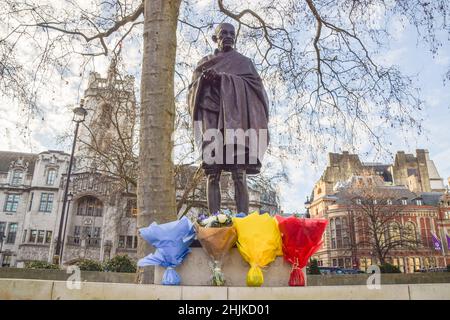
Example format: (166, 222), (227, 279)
(308, 151), (450, 273)
(0, 150), (70, 267)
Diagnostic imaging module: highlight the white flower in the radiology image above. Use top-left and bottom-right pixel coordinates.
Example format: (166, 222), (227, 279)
(217, 214), (228, 224)
(202, 216), (217, 227)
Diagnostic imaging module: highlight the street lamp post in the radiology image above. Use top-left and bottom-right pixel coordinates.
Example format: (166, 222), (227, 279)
(53, 100), (87, 265)
(0, 233), (4, 266)
(59, 192), (73, 263)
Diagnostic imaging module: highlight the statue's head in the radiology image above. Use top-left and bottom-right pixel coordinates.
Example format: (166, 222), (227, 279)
(212, 23), (235, 52)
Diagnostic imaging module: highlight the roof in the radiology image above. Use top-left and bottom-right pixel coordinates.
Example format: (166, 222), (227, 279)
(333, 185), (420, 205)
(0, 151), (38, 173)
(417, 192), (444, 206)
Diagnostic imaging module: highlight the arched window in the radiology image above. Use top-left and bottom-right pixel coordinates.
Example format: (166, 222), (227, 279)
(388, 222), (401, 244)
(46, 169), (57, 185)
(76, 196), (103, 217)
(11, 170), (23, 185)
(403, 222), (417, 247)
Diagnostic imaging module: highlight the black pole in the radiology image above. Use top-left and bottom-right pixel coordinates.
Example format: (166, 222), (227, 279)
(59, 198), (72, 263)
(54, 121), (80, 265)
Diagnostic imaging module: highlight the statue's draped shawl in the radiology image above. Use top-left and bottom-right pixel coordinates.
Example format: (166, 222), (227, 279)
(187, 50), (269, 174)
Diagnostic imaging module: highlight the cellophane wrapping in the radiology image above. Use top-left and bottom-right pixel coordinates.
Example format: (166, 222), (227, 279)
(137, 216), (196, 285)
(233, 212), (283, 286)
(275, 215), (328, 286)
(195, 223), (237, 286)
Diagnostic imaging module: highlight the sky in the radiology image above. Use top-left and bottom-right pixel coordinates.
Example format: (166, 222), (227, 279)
(1, 2), (449, 214)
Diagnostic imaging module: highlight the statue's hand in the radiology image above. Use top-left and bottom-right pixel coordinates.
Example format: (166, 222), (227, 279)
(203, 68), (221, 85)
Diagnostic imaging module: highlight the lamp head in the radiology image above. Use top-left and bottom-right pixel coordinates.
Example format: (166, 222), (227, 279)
(73, 99), (87, 123)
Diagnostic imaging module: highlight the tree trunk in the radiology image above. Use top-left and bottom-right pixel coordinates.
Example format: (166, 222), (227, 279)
(136, 0), (181, 284)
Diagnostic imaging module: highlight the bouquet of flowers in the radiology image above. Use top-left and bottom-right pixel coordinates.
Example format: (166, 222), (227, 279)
(195, 210), (237, 286)
(137, 216), (196, 285)
(233, 212), (283, 287)
(275, 215), (328, 286)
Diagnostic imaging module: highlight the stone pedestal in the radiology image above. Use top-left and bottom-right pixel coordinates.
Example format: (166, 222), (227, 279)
(154, 247), (307, 287)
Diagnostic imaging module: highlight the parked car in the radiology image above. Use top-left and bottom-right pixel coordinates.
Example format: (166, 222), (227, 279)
(415, 267), (447, 273)
(342, 268), (365, 274)
(318, 267), (345, 275)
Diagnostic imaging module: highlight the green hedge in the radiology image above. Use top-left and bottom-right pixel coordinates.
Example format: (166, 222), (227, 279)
(103, 255), (137, 273)
(68, 256), (137, 273)
(307, 259), (321, 275)
(24, 261), (60, 270)
(379, 263), (401, 273)
(74, 259), (104, 271)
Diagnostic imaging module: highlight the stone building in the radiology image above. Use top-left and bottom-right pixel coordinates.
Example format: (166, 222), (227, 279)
(0, 150), (70, 267)
(308, 151), (450, 272)
(312, 150), (445, 203)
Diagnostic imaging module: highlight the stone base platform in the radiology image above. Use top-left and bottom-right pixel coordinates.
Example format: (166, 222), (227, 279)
(154, 247), (306, 287)
(1, 278), (449, 300)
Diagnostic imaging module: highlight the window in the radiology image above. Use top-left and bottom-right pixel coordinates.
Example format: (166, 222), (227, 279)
(401, 199), (408, 205)
(93, 227), (101, 238)
(398, 258), (405, 273)
(118, 236), (125, 248)
(126, 199), (138, 217)
(6, 223), (17, 244)
(335, 218), (343, 248)
(11, 170), (23, 185)
(387, 199), (393, 205)
(37, 230), (45, 243)
(404, 222), (417, 246)
(82, 226), (91, 237)
(4, 194), (20, 212)
(330, 217), (349, 249)
(332, 259), (337, 267)
(46, 169), (57, 185)
(77, 196), (103, 217)
(389, 223), (401, 244)
(1, 254), (12, 267)
(29, 229), (37, 243)
(39, 193), (54, 212)
(28, 192), (34, 211)
(429, 257), (436, 268)
(126, 236), (133, 248)
(22, 229), (27, 242)
(407, 257), (415, 273)
(74, 226), (81, 237)
(359, 258), (367, 271)
(0, 222), (6, 238)
(416, 199), (422, 206)
(133, 236), (138, 249)
(330, 218), (336, 249)
(45, 231), (52, 244)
